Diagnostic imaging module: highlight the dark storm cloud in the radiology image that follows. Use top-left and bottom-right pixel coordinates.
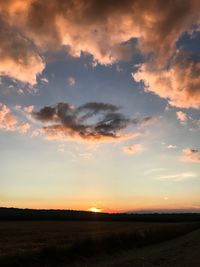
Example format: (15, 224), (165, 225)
(32, 102), (150, 141)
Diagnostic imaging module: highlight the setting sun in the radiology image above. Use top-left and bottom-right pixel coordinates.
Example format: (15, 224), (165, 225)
(88, 207), (102, 213)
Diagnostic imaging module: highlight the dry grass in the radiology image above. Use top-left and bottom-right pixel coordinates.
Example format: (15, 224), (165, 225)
(0, 221), (167, 257)
(0, 221), (199, 266)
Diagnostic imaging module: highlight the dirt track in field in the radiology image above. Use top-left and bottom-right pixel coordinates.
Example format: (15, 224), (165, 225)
(72, 228), (200, 267)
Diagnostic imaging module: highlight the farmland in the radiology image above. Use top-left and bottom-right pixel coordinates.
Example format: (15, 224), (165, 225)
(0, 219), (199, 266)
(0, 220), (178, 257)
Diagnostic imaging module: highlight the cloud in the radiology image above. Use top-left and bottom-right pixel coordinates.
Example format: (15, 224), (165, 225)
(24, 105), (34, 114)
(133, 50), (200, 109)
(57, 143), (65, 153)
(0, 103), (17, 130)
(167, 144), (177, 149)
(32, 102), (148, 142)
(180, 148), (200, 163)
(0, 0), (199, 85)
(176, 111), (188, 124)
(156, 172), (198, 182)
(67, 77), (76, 87)
(0, 103), (33, 134)
(78, 153), (93, 160)
(41, 129), (141, 143)
(18, 122), (31, 133)
(33, 106), (56, 122)
(23, 0), (200, 65)
(0, 18), (44, 84)
(40, 77), (49, 84)
(122, 143), (144, 154)
(17, 88), (25, 95)
(144, 168), (168, 175)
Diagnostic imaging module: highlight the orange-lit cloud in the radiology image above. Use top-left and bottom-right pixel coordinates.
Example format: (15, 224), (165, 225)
(18, 122), (31, 133)
(176, 111), (188, 124)
(0, 103), (33, 134)
(0, 103), (17, 130)
(41, 127), (141, 143)
(122, 143), (144, 154)
(23, 0), (200, 65)
(0, 0), (199, 85)
(133, 51), (200, 108)
(180, 148), (200, 163)
(0, 17), (44, 84)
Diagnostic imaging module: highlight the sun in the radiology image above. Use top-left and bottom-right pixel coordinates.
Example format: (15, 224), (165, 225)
(88, 207), (102, 213)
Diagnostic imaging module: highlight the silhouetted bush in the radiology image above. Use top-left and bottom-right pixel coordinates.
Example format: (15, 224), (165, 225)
(0, 207), (200, 222)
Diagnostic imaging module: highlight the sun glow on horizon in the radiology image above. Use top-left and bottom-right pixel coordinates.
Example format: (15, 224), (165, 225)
(88, 207), (102, 213)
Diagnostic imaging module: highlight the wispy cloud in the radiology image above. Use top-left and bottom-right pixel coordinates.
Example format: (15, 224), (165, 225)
(156, 172), (198, 182)
(78, 153), (93, 160)
(144, 168), (168, 175)
(167, 144), (177, 149)
(57, 143), (65, 153)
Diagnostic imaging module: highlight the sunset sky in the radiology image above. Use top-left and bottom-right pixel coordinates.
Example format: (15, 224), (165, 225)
(0, 0), (200, 212)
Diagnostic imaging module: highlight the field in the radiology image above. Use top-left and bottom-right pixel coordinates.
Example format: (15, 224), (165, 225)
(0, 221), (177, 257)
(0, 220), (200, 266)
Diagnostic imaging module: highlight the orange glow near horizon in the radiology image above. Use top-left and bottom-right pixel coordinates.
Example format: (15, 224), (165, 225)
(88, 207), (102, 213)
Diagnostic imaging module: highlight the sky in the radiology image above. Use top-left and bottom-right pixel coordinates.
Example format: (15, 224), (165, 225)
(0, 0), (200, 213)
